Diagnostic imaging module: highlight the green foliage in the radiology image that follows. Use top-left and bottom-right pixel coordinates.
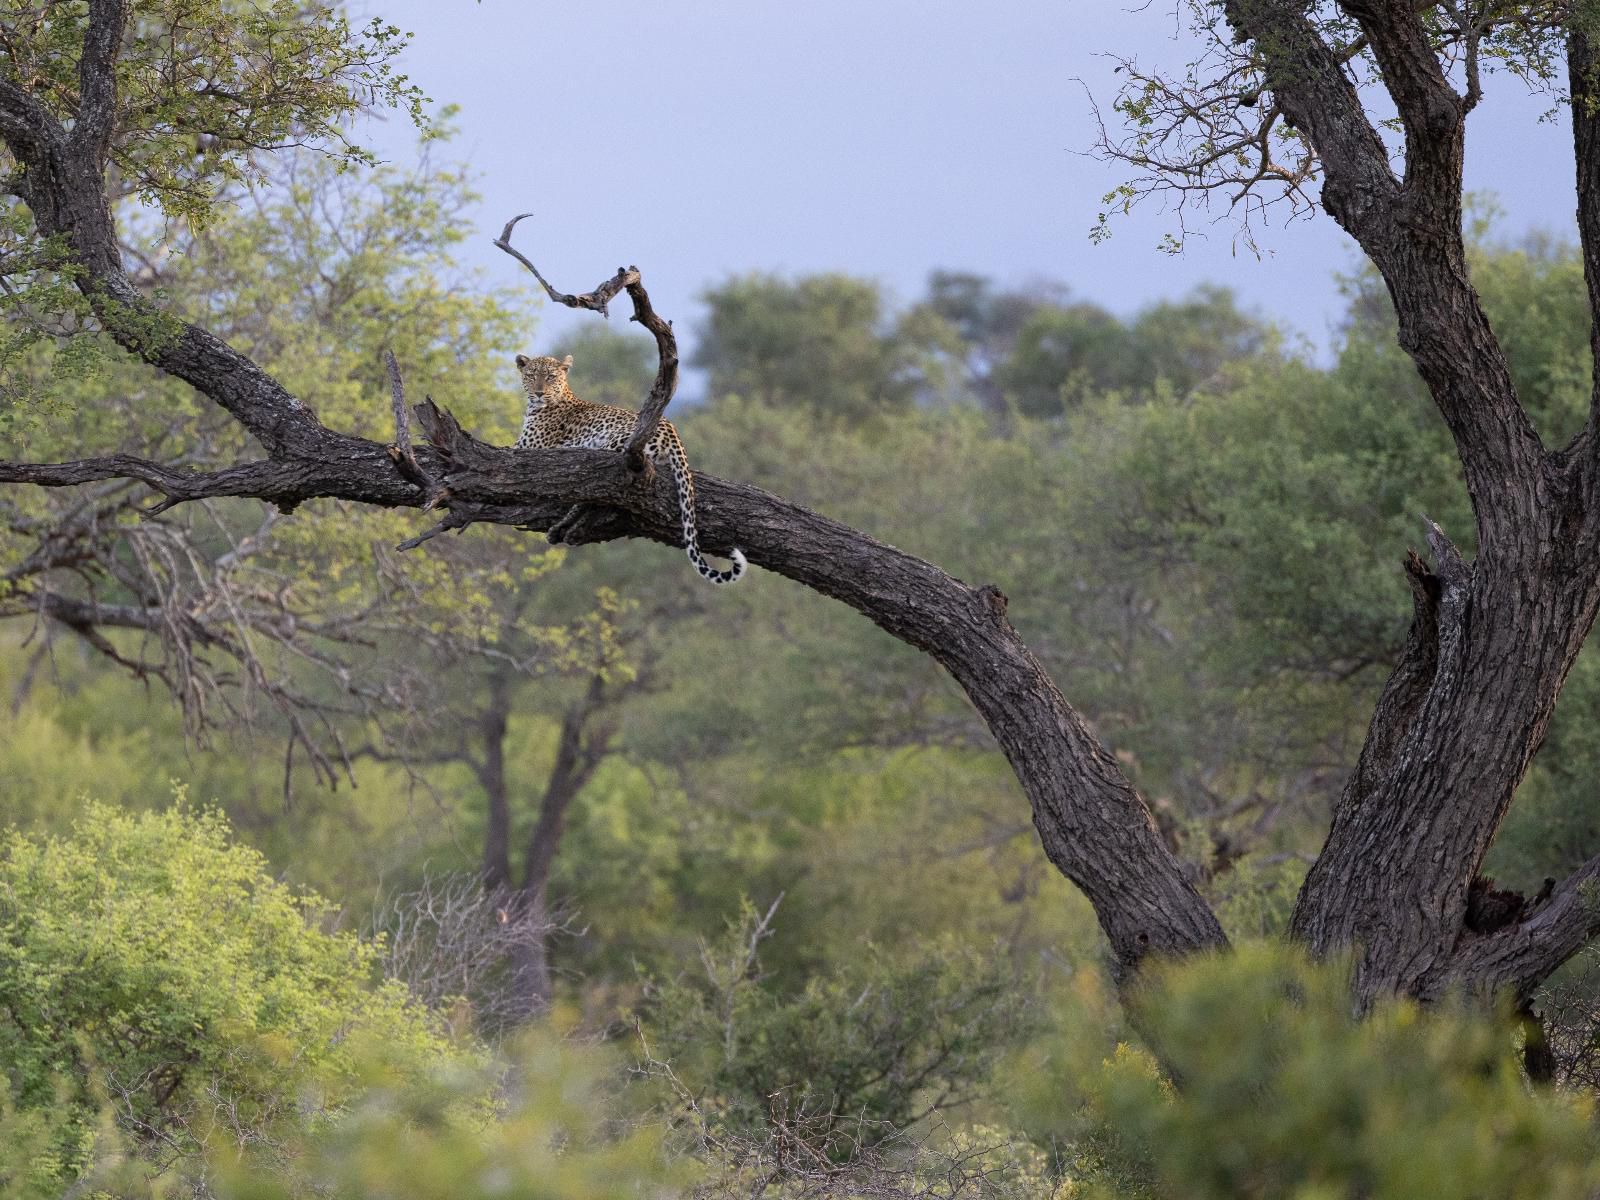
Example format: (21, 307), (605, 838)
(641, 901), (1035, 1163)
(0, 0), (429, 413)
(994, 285), (1271, 415)
(1027, 945), (1600, 1200)
(216, 1033), (684, 1200)
(0, 801), (468, 1191)
(0, 634), (473, 902)
(1, 0), (426, 228)
(994, 301), (1133, 415)
(694, 272), (918, 422)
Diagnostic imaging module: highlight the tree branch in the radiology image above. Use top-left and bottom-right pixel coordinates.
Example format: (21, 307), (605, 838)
(493, 213), (678, 473)
(0, 452), (387, 515)
(0, 46), (1223, 968)
(1445, 852), (1600, 999)
(521, 672), (612, 907)
(1219, 0), (1399, 239)
(410, 395), (1227, 970)
(2, 384), (1226, 970)
(71, 0), (129, 166)
(1340, 0), (1465, 199)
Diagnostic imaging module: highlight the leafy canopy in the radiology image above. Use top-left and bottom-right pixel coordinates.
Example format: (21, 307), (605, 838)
(0, 0), (426, 226)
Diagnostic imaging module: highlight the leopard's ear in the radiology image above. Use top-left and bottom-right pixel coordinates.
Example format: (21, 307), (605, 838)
(515, 354), (529, 368)
(561, 355), (573, 369)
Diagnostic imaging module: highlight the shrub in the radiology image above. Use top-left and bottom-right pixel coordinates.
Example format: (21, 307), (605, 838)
(1027, 944), (1600, 1199)
(0, 800), (468, 1192)
(641, 900), (1034, 1166)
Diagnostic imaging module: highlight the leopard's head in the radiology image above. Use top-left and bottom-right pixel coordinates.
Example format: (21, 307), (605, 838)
(515, 353), (573, 408)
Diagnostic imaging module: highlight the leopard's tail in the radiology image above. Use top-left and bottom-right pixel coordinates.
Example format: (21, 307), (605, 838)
(664, 434), (745, 585)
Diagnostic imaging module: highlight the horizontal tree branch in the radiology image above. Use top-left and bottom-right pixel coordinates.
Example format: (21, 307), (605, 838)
(0, 452), (413, 515)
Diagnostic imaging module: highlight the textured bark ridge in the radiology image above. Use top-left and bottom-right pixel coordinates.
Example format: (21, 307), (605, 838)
(5, 0), (1600, 1007)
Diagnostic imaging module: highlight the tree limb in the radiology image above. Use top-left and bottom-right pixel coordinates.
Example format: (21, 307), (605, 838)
(71, 0), (129, 166)
(493, 213), (678, 474)
(0, 454), (326, 514)
(1444, 852), (1600, 999)
(0, 23), (1224, 971)
(1340, 0), (1465, 199)
(1219, 0), (1399, 239)
(2, 386), (1226, 970)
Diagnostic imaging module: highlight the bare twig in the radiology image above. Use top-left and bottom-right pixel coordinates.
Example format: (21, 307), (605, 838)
(382, 351), (441, 503)
(493, 213), (679, 473)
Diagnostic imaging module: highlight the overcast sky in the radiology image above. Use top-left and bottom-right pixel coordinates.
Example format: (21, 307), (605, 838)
(349, 2), (1575, 381)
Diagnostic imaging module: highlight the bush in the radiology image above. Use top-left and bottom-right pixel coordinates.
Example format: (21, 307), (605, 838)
(215, 1032), (684, 1200)
(1025, 944), (1600, 1200)
(0, 800), (469, 1193)
(641, 900), (1034, 1166)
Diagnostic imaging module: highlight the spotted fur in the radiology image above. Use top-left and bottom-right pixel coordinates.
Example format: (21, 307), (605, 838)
(513, 353), (747, 585)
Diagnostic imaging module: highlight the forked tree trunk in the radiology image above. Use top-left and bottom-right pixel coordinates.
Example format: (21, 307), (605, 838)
(1209, 1), (1600, 1008)
(477, 667), (610, 1020)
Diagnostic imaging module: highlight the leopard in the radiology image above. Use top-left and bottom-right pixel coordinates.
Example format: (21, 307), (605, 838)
(513, 353), (747, 585)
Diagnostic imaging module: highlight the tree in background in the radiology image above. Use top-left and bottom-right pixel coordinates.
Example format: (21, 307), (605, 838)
(994, 284), (1272, 416)
(695, 272), (942, 422)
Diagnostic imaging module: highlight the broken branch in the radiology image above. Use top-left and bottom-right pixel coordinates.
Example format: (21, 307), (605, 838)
(492, 213), (679, 473)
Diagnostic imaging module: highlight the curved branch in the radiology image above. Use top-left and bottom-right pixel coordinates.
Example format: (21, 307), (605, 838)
(412, 398), (1228, 972)
(493, 213), (678, 473)
(0, 29), (1223, 970)
(1, 394), (1227, 972)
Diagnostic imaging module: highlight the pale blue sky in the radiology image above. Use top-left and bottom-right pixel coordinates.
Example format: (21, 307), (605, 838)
(352, 2), (1574, 380)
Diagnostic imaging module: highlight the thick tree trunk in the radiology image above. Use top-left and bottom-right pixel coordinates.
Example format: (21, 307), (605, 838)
(1291, 508), (1600, 1002)
(1215, 0), (1600, 1007)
